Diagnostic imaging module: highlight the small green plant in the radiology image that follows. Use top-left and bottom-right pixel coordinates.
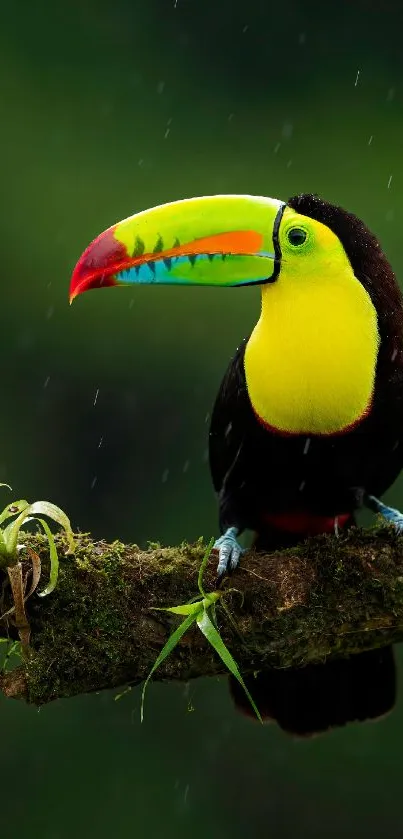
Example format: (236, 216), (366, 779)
(0, 484), (75, 649)
(0, 638), (23, 672)
(141, 539), (262, 723)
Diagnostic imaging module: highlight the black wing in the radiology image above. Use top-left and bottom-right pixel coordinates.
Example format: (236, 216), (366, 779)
(208, 339), (251, 495)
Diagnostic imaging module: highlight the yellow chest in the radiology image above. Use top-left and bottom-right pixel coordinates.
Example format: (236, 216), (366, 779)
(243, 277), (380, 435)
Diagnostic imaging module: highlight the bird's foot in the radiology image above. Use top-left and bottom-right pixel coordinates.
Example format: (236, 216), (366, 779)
(367, 495), (403, 533)
(213, 527), (246, 578)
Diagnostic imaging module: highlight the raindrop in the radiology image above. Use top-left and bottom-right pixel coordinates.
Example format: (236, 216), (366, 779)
(93, 388), (99, 407)
(225, 422), (232, 437)
(202, 448), (209, 462)
(157, 81), (165, 94)
(386, 87), (395, 102)
(43, 376), (50, 389)
(138, 159), (144, 167)
(286, 159), (292, 168)
(204, 412), (210, 424)
(242, 24), (249, 33)
(298, 32), (306, 45)
(228, 113), (234, 122)
(281, 123), (293, 140)
(354, 69), (360, 87)
(299, 480), (306, 491)
(46, 306), (54, 320)
(184, 785), (190, 805)
(392, 348), (398, 361)
(368, 135), (373, 145)
(273, 143), (281, 154)
(183, 460), (190, 473)
(388, 175), (393, 189)
(90, 476), (97, 489)
(162, 469), (169, 483)
(98, 436), (104, 448)
(129, 299), (134, 309)
(303, 438), (311, 455)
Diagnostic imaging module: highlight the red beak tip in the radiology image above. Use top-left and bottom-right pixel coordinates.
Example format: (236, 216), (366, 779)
(68, 226), (128, 302)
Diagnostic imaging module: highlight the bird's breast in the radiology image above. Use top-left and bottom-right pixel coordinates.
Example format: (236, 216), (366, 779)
(244, 279), (380, 435)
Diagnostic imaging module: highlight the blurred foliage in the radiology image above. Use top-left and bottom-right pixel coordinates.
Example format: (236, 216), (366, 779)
(1, 0), (403, 836)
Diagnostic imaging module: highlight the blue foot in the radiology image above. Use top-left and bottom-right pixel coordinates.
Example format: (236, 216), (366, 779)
(213, 527), (246, 578)
(367, 495), (403, 533)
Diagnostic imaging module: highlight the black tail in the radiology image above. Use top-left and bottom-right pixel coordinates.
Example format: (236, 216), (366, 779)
(229, 646), (396, 737)
(230, 515), (396, 737)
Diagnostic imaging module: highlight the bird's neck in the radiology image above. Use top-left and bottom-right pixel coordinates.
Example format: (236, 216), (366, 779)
(243, 274), (380, 435)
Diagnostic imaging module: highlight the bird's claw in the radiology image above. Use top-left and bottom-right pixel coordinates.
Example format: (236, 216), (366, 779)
(367, 495), (403, 533)
(213, 527), (246, 578)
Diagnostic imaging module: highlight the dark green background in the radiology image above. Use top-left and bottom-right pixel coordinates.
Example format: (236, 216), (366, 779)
(1, 1), (403, 836)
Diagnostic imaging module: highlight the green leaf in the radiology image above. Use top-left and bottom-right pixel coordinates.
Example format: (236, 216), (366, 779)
(198, 537), (215, 598)
(0, 500), (29, 526)
(153, 602), (203, 616)
(1, 639), (23, 673)
(2, 500), (75, 561)
(2, 508), (33, 557)
(196, 609), (262, 723)
(141, 611), (198, 722)
(0, 528), (8, 562)
(201, 592), (220, 610)
(27, 502), (75, 554)
(36, 518), (59, 597)
(152, 591), (220, 618)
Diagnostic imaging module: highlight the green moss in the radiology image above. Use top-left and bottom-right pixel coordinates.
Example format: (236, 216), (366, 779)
(12, 533), (208, 703)
(2, 526), (403, 706)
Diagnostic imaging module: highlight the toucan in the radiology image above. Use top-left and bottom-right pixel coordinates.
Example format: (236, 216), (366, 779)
(70, 193), (403, 578)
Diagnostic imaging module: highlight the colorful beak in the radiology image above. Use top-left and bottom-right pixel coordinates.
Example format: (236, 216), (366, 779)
(69, 194), (285, 303)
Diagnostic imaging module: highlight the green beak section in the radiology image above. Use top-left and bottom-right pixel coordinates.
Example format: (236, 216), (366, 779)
(70, 194), (285, 301)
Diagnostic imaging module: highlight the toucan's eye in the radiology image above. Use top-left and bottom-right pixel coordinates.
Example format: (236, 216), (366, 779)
(287, 227), (307, 246)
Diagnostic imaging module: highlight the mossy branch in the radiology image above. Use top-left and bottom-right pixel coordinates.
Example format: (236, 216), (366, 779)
(1, 527), (403, 706)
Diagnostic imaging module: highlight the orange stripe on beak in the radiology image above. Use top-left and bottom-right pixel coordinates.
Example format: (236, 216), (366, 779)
(122, 229), (265, 269)
(153, 230), (263, 260)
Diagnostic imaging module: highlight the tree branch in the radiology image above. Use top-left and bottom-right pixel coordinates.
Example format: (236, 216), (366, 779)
(1, 527), (403, 706)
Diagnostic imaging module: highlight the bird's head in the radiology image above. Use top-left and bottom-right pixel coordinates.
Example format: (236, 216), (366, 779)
(69, 191), (403, 436)
(69, 194), (357, 301)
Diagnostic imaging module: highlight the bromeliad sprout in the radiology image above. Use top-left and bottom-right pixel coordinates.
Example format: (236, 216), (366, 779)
(140, 539), (262, 722)
(0, 484), (75, 649)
